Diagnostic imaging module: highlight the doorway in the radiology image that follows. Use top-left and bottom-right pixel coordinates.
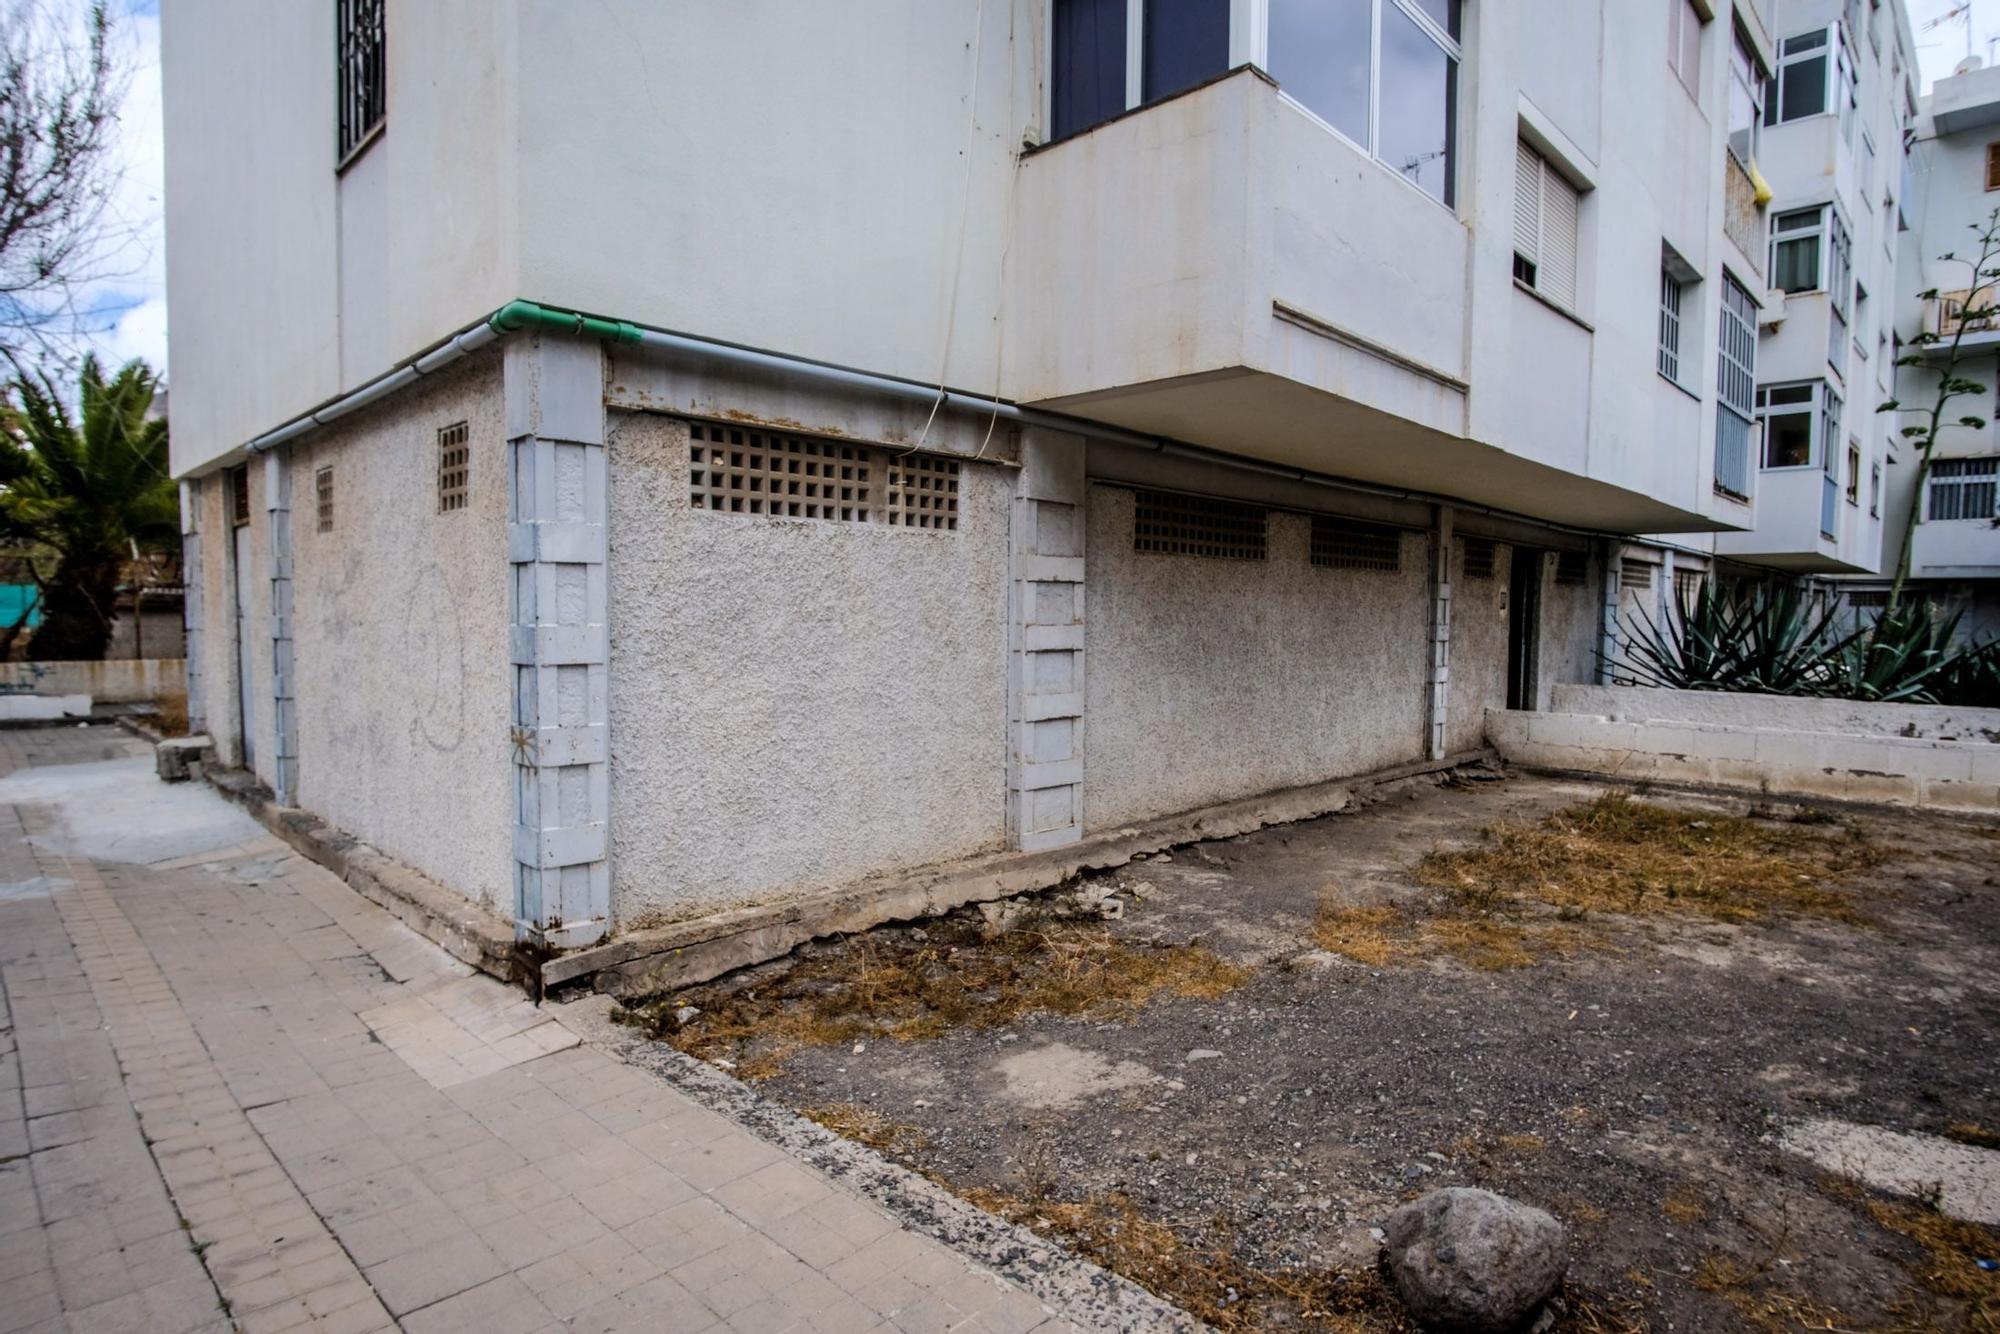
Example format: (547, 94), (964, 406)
(230, 466), (256, 769)
(1505, 548), (1543, 711)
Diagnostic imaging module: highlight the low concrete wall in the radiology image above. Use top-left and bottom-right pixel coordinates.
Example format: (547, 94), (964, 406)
(0, 659), (185, 704)
(1487, 707), (2000, 813)
(0, 694), (90, 722)
(1550, 684), (2000, 743)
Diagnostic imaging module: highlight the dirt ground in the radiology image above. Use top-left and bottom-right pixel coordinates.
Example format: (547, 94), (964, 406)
(623, 769), (2000, 1332)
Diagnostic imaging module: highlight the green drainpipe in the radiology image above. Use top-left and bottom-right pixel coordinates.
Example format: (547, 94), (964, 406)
(489, 299), (643, 344)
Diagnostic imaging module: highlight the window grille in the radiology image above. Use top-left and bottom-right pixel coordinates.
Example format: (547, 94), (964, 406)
(1847, 589), (1889, 608)
(437, 422), (470, 513)
(1927, 457), (1999, 522)
(1310, 517), (1401, 571)
(230, 465), (250, 526)
(1714, 273), (1757, 498)
(1658, 270), (1683, 382)
(1673, 569), (1703, 604)
(1133, 491), (1266, 560)
(1461, 537), (1496, 580)
(689, 422), (873, 522)
(1620, 558), (1654, 591)
(336, 0), (386, 164)
(315, 467), (334, 533)
(1554, 549), (1589, 587)
(885, 454), (959, 530)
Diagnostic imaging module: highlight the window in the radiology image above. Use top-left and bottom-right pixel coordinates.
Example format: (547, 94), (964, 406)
(1728, 25), (1764, 164)
(1758, 384), (1816, 468)
(1715, 273), (1758, 498)
(1927, 458), (2000, 521)
(1310, 517), (1402, 571)
(315, 467), (334, 533)
(1827, 208), (1852, 372)
(229, 465), (250, 526)
(1513, 141), (1581, 309)
(1050, 0), (1229, 141)
(1269, 0), (1461, 206)
(1659, 269), (1684, 382)
(1846, 443), (1861, 505)
(1134, 490), (1267, 559)
(1669, 0), (1704, 97)
(1765, 28), (1830, 127)
(336, 0), (386, 165)
(1462, 537), (1496, 580)
(437, 423), (470, 513)
(1870, 460), (1882, 516)
(1986, 142), (2000, 192)
(1771, 206), (1826, 293)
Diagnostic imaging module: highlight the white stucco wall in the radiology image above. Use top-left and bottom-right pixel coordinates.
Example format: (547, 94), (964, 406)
(187, 475), (243, 766)
(1444, 538), (1512, 755)
(605, 413), (1011, 926)
(1083, 486), (1430, 831)
(1539, 557), (1604, 693)
(287, 355), (514, 911)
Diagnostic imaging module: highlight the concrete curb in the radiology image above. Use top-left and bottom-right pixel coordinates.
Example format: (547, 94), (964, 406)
(552, 749), (1494, 999)
(202, 765), (520, 982)
(556, 995), (1207, 1334)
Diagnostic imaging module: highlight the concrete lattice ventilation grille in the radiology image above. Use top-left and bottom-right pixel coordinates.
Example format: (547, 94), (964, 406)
(1554, 549), (1589, 587)
(437, 422), (470, 513)
(1461, 537), (1497, 580)
(1847, 589), (1889, 608)
(315, 466), (334, 533)
(885, 454), (960, 530)
(1133, 490), (1267, 560)
(1309, 516), (1402, 571)
(1674, 569), (1703, 603)
(1620, 558), (1654, 591)
(688, 422), (874, 522)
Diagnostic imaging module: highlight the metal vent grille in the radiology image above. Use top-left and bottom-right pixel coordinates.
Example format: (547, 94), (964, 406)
(1310, 517), (1401, 571)
(689, 422), (873, 522)
(885, 454), (959, 529)
(1846, 589), (1889, 608)
(1133, 491), (1266, 560)
(1673, 569), (1703, 604)
(315, 467), (334, 533)
(1461, 537), (1497, 580)
(438, 422), (470, 513)
(1554, 550), (1589, 586)
(230, 466), (249, 526)
(1620, 558), (1654, 591)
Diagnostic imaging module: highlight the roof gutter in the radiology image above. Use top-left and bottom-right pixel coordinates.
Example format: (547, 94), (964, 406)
(234, 298), (1668, 546)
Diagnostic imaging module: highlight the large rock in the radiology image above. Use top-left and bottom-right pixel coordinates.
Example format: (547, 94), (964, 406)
(1381, 1187), (1568, 1332)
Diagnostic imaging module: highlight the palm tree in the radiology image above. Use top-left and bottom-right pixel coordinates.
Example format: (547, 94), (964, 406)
(0, 356), (176, 660)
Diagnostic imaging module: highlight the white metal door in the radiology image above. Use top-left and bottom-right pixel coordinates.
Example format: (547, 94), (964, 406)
(233, 521), (256, 768)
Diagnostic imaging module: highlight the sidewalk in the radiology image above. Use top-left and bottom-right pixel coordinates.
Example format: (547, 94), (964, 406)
(0, 729), (1110, 1334)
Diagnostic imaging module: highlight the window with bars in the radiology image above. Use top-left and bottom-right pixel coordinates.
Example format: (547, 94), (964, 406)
(230, 465), (250, 526)
(1714, 273), (1758, 499)
(1927, 457), (1999, 521)
(1554, 549), (1590, 587)
(315, 467), (334, 533)
(337, 0), (386, 166)
(1461, 537), (1496, 580)
(1659, 269), (1684, 382)
(689, 423), (873, 522)
(437, 423), (470, 513)
(1513, 141), (1581, 310)
(1133, 491), (1266, 560)
(1310, 517), (1402, 571)
(884, 455), (960, 530)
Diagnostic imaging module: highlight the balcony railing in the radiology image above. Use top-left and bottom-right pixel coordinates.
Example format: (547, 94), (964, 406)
(1934, 288), (1999, 338)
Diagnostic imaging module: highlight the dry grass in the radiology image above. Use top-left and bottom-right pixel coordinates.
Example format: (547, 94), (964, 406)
(629, 913), (1250, 1080)
(1944, 1122), (2000, 1151)
(1661, 1185), (1707, 1225)
(1863, 1197), (2000, 1332)
(1313, 900), (1598, 972)
(798, 1102), (926, 1156)
(1416, 793), (1881, 926)
(147, 693), (189, 737)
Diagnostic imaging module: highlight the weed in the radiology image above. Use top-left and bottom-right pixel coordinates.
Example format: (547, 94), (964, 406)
(1944, 1121), (2000, 1150)
(798, 1102), (925, 1156)
(1661, 1185), (1707, 1225)
(628, 912), (1250, 1080)
(1864, 1195), (2000, 1331)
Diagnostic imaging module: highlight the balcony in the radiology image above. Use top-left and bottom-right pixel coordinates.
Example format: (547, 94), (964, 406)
(1005, 67), (1723, 534)
(1911, 514), (2000, 578)
(1929, 289), (2000, 353)
(1715, 465), (1874, 572)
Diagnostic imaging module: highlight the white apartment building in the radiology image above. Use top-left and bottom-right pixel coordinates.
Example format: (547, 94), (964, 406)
(166, 1), (1786, 953)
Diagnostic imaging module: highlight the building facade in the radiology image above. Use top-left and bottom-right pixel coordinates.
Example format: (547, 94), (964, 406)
(167, 0), (1797, 950)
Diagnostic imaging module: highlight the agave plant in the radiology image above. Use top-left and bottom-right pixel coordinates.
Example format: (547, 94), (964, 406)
(1819, 604), (1963, 703)
(1612, 581), (1860, 696)
(1930, 637), (2000, 708)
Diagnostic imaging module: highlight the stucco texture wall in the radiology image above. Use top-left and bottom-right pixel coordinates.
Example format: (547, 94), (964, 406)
(187, 474), (243, 765)
(1540, 558), (1603, 693)
(1444, 539), (1512, 755)
(1083, 486), (1430, 831)
(606, 413), (1010, 925)
(287, 354), (513, 911)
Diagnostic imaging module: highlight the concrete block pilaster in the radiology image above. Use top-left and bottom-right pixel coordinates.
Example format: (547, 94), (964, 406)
(263, 450), (297, 804)
(506, 336), (611, 950)
(180, 480), (207, 734)
(1425, 505), (1454, 761)
(1008, 429), (1086, 851)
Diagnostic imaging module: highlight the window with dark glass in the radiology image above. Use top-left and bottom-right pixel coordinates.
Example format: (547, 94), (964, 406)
(1770, 206), (1825, 294)
(1765, 28), (1830, 126)
(1758, 384), (1816, 468)
(1728, 25), (1763, 164)
(337, 0), (386, 164)
(1052, 0), (1128, 140)
(1142, 0), (1230, 104)
(1715, 273), (1758, 499)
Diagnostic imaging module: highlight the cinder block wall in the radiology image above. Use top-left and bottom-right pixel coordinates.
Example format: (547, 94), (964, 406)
(605, 412), (1012, 928)
(286, 355), (515, 911)
(1083, 485), (1431, 830)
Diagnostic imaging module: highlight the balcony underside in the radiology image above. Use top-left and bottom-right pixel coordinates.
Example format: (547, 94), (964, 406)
(1030, 367), (1731, 535)
(1717, 549), (1874, 575)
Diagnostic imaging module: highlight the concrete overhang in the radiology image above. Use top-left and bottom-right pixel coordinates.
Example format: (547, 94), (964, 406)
(1029, 368), (1736, 535)
(1931, 64), (2000, 134)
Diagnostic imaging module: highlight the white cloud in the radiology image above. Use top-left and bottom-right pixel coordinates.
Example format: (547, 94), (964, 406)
(76, 1), (167, 378)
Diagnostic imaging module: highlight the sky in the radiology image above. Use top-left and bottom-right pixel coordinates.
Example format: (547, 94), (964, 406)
(67, 0), (2000, 387)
